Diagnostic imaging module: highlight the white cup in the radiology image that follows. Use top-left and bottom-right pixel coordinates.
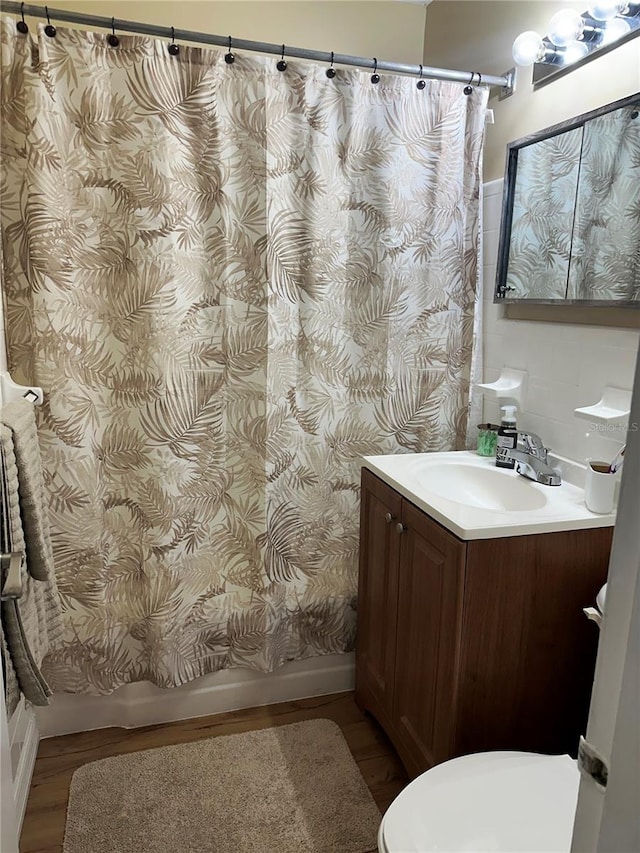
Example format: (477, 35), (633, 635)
(585, 461), (616, 514)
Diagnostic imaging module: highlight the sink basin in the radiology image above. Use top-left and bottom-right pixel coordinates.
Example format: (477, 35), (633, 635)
(362, 450), (616, 540)
(414, 461), (548, 512)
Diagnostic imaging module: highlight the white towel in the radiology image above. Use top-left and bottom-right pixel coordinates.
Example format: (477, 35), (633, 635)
(1, 401), (56, 582)
(0, 404), (62, 714)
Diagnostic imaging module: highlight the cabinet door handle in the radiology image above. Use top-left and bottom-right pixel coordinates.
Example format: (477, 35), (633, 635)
(385, 512), (395, 524)
(396, 522), (407, 534)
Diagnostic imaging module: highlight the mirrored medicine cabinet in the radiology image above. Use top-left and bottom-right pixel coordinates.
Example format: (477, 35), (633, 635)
(495, 92), (640, 306)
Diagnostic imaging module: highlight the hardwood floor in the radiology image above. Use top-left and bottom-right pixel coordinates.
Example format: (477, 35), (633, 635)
(20, 691), (408, 853)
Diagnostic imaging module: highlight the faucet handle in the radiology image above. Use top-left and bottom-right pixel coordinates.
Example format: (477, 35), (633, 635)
(517, 431), (548, 461)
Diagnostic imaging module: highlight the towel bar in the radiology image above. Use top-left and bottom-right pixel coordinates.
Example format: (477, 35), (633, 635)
(1, 551), (24, 600)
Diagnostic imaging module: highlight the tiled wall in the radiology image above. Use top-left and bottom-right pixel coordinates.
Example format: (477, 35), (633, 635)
(481, 178), (639, 467)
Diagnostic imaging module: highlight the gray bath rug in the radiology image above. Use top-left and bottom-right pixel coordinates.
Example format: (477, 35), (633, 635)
(63, 718), (381, 853)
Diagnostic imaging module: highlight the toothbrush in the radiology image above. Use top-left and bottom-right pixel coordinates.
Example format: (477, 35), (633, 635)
(608, 445), (625, 474)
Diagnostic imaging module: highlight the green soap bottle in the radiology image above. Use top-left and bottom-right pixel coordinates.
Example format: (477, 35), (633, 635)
(496, 405), (517, 469)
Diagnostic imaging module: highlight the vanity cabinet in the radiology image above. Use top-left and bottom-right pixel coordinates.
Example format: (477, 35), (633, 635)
(355, 468), (613, 779)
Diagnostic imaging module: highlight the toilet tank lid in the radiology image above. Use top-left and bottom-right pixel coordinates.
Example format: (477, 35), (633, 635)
(381, 751), (579, 853)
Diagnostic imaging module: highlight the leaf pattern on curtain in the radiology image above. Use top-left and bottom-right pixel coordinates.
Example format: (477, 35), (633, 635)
(1, 16), (487, 693)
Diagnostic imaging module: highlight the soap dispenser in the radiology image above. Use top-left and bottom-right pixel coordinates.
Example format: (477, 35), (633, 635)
(496, 405), (517, 469)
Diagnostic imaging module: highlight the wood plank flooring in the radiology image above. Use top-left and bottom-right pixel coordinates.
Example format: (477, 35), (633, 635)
(20, 691), (408, 853)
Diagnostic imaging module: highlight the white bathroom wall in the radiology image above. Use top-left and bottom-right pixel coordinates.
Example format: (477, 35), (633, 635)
(482, 179), (640, 468)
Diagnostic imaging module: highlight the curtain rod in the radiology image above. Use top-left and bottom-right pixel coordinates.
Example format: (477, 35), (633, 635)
(3, 1), (512, 90)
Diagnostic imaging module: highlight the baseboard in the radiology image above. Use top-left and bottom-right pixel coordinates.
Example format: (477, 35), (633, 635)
(12, 705), (39, 835)
(37, 652), (356, 738)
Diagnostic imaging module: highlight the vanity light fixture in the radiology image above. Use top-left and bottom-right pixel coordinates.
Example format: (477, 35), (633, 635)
(600, 16), (632, 41)
(512, 2), (640, 87)
(563, 40), (591, 62)
(548, 8), (585, 46)
(587, 1), (628, 19)
(511, 31), (546, 65)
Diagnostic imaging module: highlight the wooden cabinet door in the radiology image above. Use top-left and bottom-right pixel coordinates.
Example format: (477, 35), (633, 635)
(393, 500), (466, 777)
(456, 528), (613, 757)
(355, 469), (402, 727)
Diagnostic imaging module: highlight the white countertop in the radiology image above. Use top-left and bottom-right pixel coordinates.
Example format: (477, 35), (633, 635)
(362, 450), (617, 541)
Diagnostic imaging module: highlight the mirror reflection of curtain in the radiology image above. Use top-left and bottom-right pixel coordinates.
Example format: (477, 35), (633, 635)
(0, 16), (487, 693)
(506, 129), (582, 300)
(567, 108), (640, 301)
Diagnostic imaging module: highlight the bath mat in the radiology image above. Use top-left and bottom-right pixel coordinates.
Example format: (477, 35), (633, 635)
(63, 718), (381, 853)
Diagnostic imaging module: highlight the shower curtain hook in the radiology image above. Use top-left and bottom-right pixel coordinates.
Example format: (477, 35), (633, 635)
(371, 57), (380, 84)
(17, 2), (29, 33)
(225, 36), (235, 64)
(463, 71), (474, 95)
(326, 51), (336, 79)
(277, 44), (287, 71)
(44, 6), (56, 37)
(107, 16), (119, 47)
(475, 71), (482, 87)
(417, 64), (426, 90)
(168, 26), (179, 55)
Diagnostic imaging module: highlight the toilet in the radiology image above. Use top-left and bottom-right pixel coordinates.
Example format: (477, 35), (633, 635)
(378, 751), (580, 853)
(378, 586), (606, 853)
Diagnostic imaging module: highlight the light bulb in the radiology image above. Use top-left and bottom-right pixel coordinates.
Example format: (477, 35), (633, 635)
(562, 41), (590, 64)
(512, 30), (545, 66)
(548, 9), (585, 46)
(600, 16), (631, 43)
(587, 2), (627, 21)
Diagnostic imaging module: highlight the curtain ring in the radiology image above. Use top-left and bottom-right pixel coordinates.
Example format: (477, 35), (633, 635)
(225, 35), (235, 64)
(463, 71), (473, 95)
(371, 57), (380, 84)
(168, 25), (179, 55)
(277, 44), (287, 72)
(17, 1), (29, 34)
(417, 63), (426, 90)
(326, 50), (336, 79)
(44, 6), (56, 37)
(107, 16), (119, 47)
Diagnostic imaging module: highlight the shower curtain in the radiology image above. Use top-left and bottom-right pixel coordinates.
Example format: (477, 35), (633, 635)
(0, 16), (487, 693)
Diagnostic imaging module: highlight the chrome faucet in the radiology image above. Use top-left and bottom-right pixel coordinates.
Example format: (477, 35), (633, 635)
(506, 432), (562, 486)
(517, 431), (548, 461)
